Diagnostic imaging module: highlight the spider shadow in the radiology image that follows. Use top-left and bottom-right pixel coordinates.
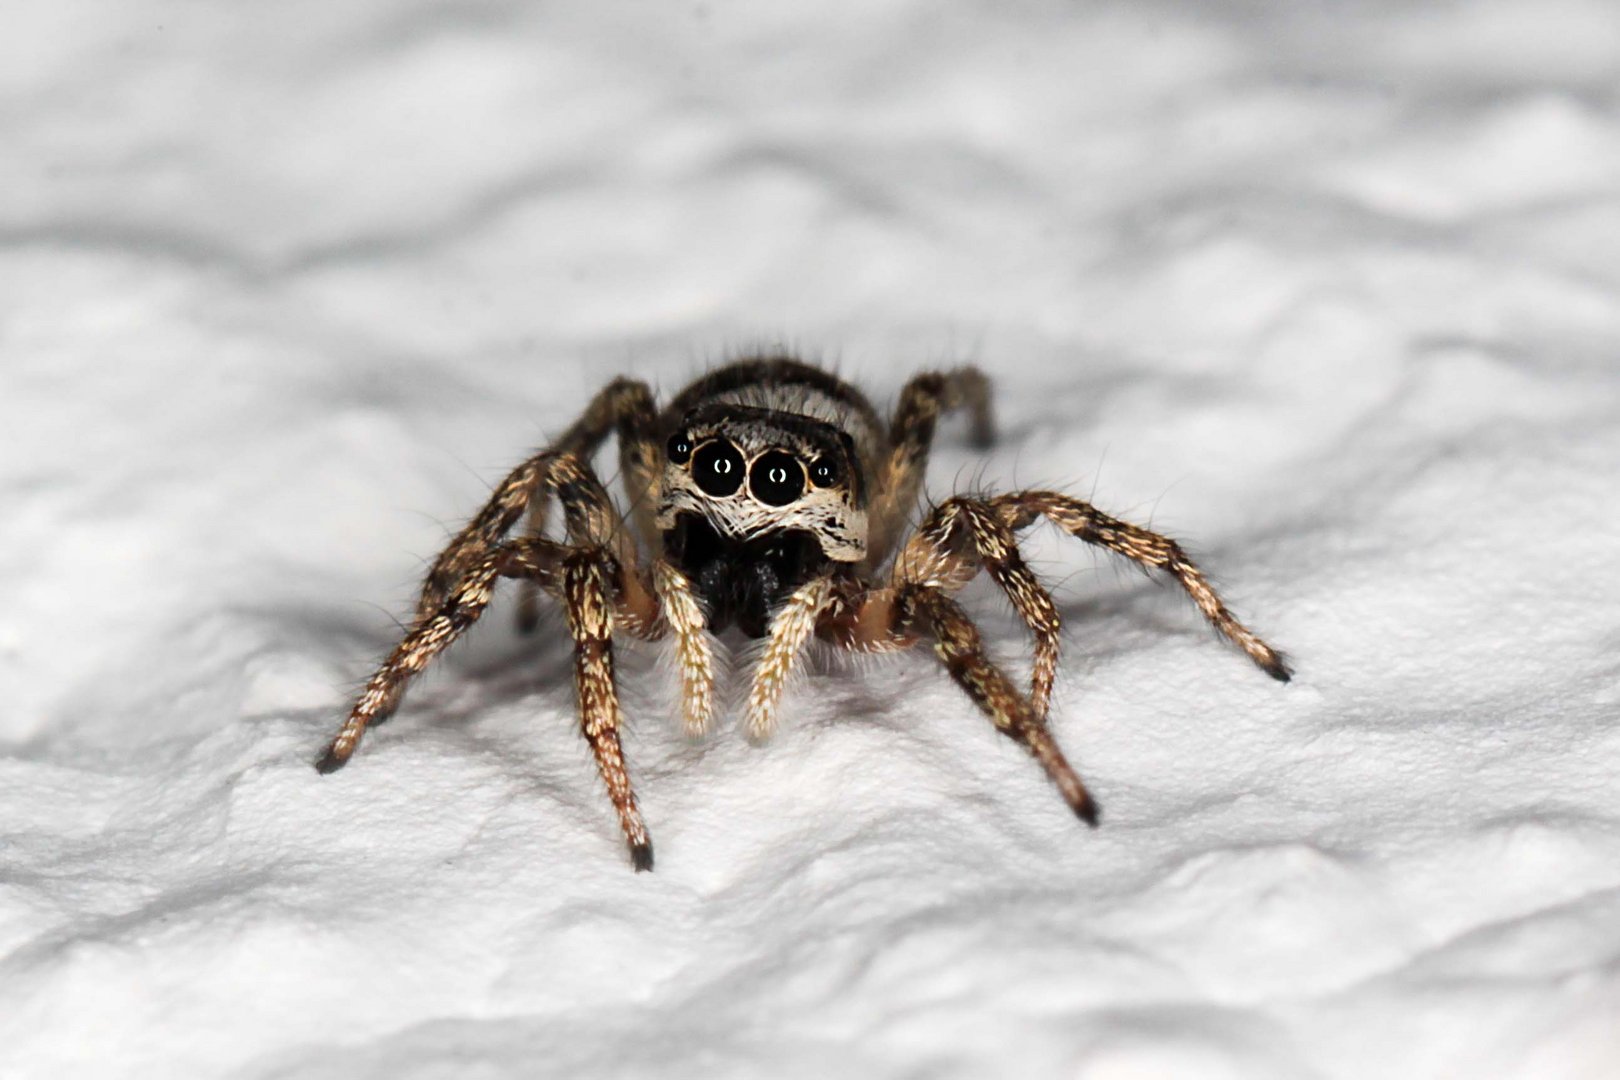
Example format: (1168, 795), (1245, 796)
(1049, 585), (1220, 669)
(935, 567), (1214, 680)
(410, 608), (593, 732)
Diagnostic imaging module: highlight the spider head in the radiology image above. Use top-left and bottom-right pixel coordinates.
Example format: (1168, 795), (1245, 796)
(655, 404), (867, 635)
(655, 403), (868, 562)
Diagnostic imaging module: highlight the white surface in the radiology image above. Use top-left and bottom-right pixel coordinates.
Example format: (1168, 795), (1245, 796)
(3, 2), (1619, 1078)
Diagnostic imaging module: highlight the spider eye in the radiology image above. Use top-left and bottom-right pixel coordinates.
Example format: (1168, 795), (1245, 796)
(692, 439), (745, 496)
(749, 450), (804, 506)
(808, 455), (840, 487)
(666, 433), (693, 465)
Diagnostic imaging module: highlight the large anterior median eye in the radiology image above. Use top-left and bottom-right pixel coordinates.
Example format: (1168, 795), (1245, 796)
(749, 450), (804, 506)
(692, 439), (745, 496)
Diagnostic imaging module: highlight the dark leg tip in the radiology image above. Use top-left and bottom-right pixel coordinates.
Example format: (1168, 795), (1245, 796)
(630, 842), (655, 873)
(1263, 652), (1294, 683)
(515, 609), (540, 635)
(1076, 797), (1100, 828)
(314, 747), (349, 775)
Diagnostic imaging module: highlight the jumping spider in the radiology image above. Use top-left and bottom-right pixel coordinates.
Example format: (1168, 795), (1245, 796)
(318, 356), (1290, 870)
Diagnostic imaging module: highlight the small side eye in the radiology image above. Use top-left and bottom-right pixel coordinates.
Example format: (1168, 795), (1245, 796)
(666, 433), (693, 465)
(692, 439), (745, 496)
(808, 455), (841, 487)
(750, 450), (805, 506)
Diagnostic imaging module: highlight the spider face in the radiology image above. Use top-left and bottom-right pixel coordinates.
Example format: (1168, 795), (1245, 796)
(656, 403), (868, 635)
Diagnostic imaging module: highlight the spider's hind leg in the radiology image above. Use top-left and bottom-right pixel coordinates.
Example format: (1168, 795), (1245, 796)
(868, 367), (995, 559)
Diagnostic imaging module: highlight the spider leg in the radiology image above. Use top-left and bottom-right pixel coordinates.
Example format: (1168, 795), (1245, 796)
(324, 528), (657, 870)
(868, 367), (995, 560)
(991, 491), (1292, 682)
(652, 561), (716, 737)
(895, 498), (1064, 718)
(821, 580), (1096, 824)
(563, 550), (654, 871)
(319, 536), (567, 773)
(744, 576), (836, 740)
(325, 442), (664, 861)
(515, 378), (659, 632)
(513, 497), (551, 634)
(415, 452), (554, 622)
(532, 451), (659, 634)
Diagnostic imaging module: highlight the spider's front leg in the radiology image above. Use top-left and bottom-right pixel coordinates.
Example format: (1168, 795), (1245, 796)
(990, 491), (1293, 683)
(821, 580), (1099, 825)
(320, 449), (664, 871)
(867, 366), (995, 559)
(317, 535), (566, 773)
(322, 451), (620, 768)
(518, 458), (663, 868)
(561, 548), (654, 870)
(512, 378), (659, 632)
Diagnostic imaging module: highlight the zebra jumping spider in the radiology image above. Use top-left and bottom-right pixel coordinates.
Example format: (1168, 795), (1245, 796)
(318, 356), (1290, 870)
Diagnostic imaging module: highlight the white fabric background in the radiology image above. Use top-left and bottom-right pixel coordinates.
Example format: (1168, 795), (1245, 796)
(3, 2), (1618, 1077)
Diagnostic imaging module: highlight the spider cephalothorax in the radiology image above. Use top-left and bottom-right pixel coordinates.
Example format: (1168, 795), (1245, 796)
(319, 356), (1290, 871)
(657, 394), (867, 635)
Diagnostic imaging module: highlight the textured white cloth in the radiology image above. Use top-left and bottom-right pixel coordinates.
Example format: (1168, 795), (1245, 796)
(3, 2), (1618, 1077)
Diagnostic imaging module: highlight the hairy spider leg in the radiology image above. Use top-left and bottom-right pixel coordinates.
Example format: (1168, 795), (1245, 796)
(896, 497), (1065, 718)
(653, 560), (716, 738)
(866, 367), (995, 561)
(563, 550), (654, 870)
(319, 536), (564, 772)
(990, 491), (1292, 682)
(744, 576), (836, 740)
(515, 378), (660, 632)
(414, 452), (552, 622)
(516, 458), (661, 868)
(819, 580), (1097, 824)
(322, 449), (665, 871)
(326, 444), (587, 765)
